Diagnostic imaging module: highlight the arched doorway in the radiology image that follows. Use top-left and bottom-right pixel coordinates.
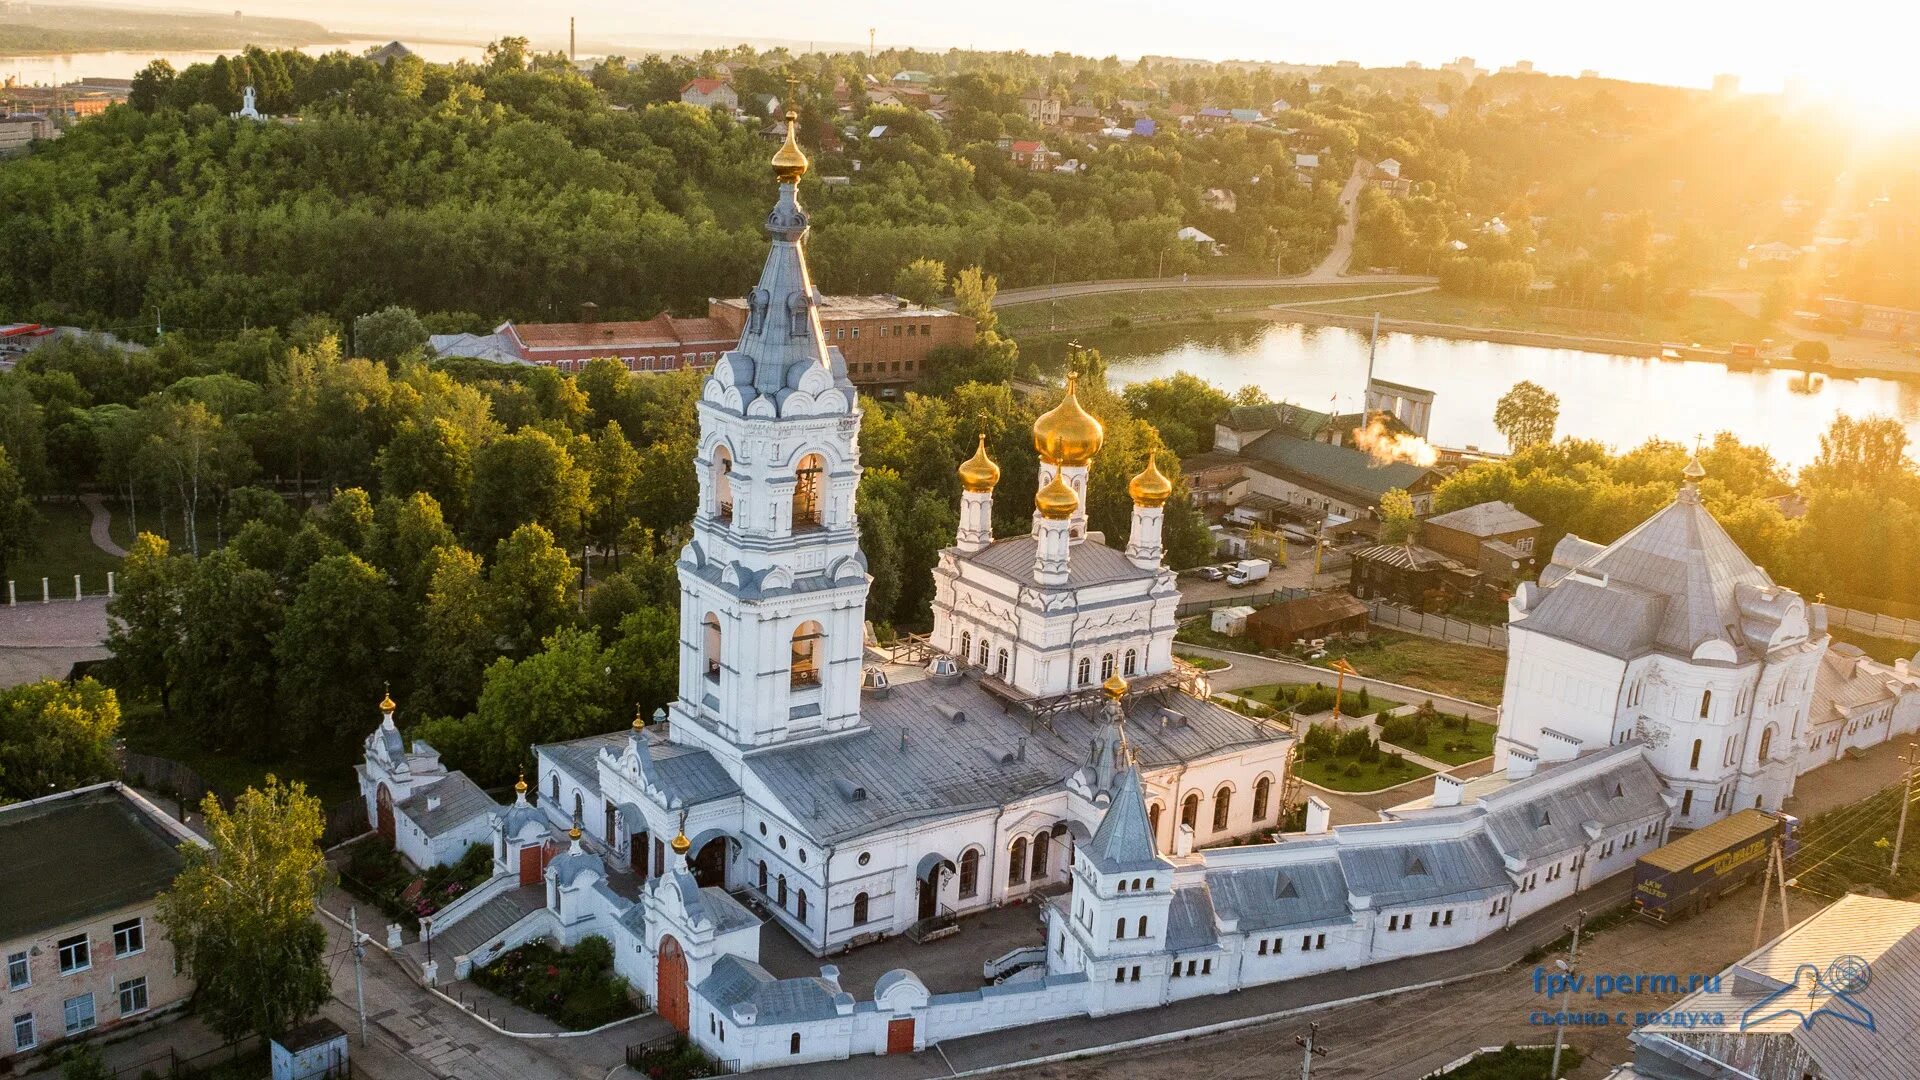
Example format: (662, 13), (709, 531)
(656, 936), (688, 1033)
(691, 837), (728, 889)
(376, 785), (395, 843)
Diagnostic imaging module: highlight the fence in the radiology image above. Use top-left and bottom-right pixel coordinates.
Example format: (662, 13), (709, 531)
(106, 1033), (261, 1079)
(1366, 600), (1509, 650)
(1824, 604), (1920, 646)
(4, 571), (115, 604)
(1174, 585), (1310, 619)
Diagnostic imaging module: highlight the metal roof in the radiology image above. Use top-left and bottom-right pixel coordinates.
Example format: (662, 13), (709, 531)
(1165, 887), (1220, 952)
(0, 785), (190, 941)
(1424, 501), (1541, 538)
(699, 955), (847, 1023)
(1240, 432), (1437, 503)
(537, 732), (628, 801)
(396, 771), (499, 839)
(1810, 647), (1901, 723)
(1083, 768), (1169, 875)
(1206, 859), (1352, 932)
(958, 534), (1156, 589)
(1335, 832), (1510, 907)
(1480, 754), (1667, 862)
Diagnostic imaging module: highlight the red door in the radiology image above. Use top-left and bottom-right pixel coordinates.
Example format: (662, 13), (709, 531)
(376, 785), (395, 843)
(657, 936), (688, 1033)
(886, 1018), (915, 1055)
(518, 844), (544, 886)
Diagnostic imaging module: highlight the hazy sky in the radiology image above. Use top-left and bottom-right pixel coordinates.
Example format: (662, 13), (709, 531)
(125, 0), (1920, 106)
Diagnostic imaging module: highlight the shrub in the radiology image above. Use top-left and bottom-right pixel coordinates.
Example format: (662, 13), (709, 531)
(1342, 762), (1362, 778)
(471, 936), (637, 1030)
(1303, 723), (1339, 756)
(1381, 715), (1430, 747)
(1336, 727), (1374, 758)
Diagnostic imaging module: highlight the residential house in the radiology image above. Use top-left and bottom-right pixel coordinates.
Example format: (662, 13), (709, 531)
(1799, 644), (1920, 776)
(1372, 158), (1412, 197)
(0, 785), (205, 1066)
(1246, 593), (1371, 650)
(891, 70), (933, 85)
(0, 113), (58, 153)
(1214, 401), (1420, 455)
(1348, 543), (1479, 609)
(680, 78), (739, 110)
(1006, 140), (1058, 171)
(1019, 93), (1062, 127)
(1214, 429), (1441, 522)
(1176, 226), (1219, 255)
(1202, 188), (1237, 213)
(1419, 501), (1542, 587)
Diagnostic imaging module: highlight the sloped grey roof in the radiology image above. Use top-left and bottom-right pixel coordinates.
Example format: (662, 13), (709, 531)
(1522, 487), (1782, 661)
(700, 886), (763, 935)
(1481, 755), (1667, 862)
(537, 732), (628, 800)
(1336, 833), (1509, 907)
(699, 955), (846, 1023)
(1083, 768), (1169, 875)
(1352, 543), (1467, 572)
(1241, 432), (1437, 503)
(1810, 646), (1897, 723)
(959, 535), (1155, 588)
(745, 671), (1289, 843)
(396, 772), (498, 838)
(1207, 859), (1352, 932)
(1165, 886), (1220, 951)
(650, 738), (742, 805)
(1424, 501), (1540, 537)
(549, 841), (603, 887)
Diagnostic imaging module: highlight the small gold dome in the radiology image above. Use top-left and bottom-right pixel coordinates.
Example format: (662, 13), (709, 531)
(379, 688), (396, 713)
(633, 709), (646, 731)
(568, 824), (582, 842)
(958, 433), (1001, 493)
(771, 110), (809, 183)
(1102, 672), (1129, 699)
(671, 832), (692, 855)
(1035, 471), (1079, 521)
(514, 772), (528, 795)
(1032, 372), (1104, 467)
(1128, 454), (1174, 508)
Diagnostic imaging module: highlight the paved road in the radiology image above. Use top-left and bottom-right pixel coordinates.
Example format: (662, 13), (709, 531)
(1300, 160), (1369, 281)
(0, 596), (110, 687)
(80, 492), (128, 557)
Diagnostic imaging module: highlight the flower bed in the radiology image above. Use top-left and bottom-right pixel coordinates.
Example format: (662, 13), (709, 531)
(471, 936), (638, 1030)
(628, 1036), (728, 1080)
(337, 837), (492, 929)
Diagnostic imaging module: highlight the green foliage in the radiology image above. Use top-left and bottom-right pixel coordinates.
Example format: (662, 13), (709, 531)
(1378, 487), (1418, 543)
(0, 677), (121, 801)
(158, 778), (331, 1042)
(0, 446), (41, 581)
(354, 306), (430, 364)
(1492, 380), (1559, 452)
(892, 257), (948, 307)
(471, 937), (638, 1030)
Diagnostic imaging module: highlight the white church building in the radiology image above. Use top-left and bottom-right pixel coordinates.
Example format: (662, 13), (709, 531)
(355, 114), (1920, 1071)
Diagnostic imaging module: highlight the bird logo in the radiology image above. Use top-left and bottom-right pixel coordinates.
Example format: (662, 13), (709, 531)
(1740, 957), (1875, 1033)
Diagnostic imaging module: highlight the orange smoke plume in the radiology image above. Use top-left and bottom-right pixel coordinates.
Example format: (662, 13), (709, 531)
(1352, 415), (1438, 468)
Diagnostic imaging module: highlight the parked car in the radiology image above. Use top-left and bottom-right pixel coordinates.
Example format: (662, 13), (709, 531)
(1195, 565), (1227, 581)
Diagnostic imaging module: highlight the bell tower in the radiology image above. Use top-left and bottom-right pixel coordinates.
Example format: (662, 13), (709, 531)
(671, 109), (870, 756)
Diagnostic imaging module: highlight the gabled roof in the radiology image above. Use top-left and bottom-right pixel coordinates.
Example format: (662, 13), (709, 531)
(699, 955), (847, 1023)
(958, 534), (1155, 589)
(681, 78), (731, 96)
(1336, 832), (1509, 906)
(1810, 645), (1905, 723)
(1240, 432), (1438, 504)
(1207, 859), (1351, 931)
(395, 772), (498, 838)
(1424, 501), (1541, 538)
(1351, 543), (1468, 573)
(1083, 768), (1171, 875)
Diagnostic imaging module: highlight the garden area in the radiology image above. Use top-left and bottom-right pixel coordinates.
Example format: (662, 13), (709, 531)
(336, 837), (493, 929)
(1378, 704), (1500, 766)
(1235, 681), (1401, 720)
(1428, 1043), (1583, 1079)
(627, 1036), (730, 1080)
(1293, 723), (1434, 792)
(470, 936), (638, 1030)
(1173, 623), (1507, 705)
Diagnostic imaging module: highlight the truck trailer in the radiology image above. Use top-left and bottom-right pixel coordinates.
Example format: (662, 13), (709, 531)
(1631, 808), (1798, 924)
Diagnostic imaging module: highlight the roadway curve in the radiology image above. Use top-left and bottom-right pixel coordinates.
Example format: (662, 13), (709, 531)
(986, 161), (1432, 308)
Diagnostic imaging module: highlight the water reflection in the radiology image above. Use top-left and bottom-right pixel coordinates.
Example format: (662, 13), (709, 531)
(1036, 322), (1920, 469)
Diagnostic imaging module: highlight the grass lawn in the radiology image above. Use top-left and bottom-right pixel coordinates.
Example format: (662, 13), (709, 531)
(108, 501), (222, 554)
(1829, 625), (1919, 666)
(1311, 290), (1780, 348)
(1381, 713), (1500, 765)
(1000, 283), (1398, 336)
(1294, 751), (1432, 792)
(120, 703), (361, 804)
(1237, 681), (1404, 719)
(6, 500), (121, 596)
(1307, 631), (1508, 706)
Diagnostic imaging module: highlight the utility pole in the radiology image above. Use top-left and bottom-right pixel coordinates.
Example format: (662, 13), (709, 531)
(1893, 743), (1918, 876)
(1549, 908), (1584, 1080)
(569, 17), (576, 62)
(868, 28), (875, 60)
(1294, 1022), (1328, 1079)
(348, 907), (368, 1046)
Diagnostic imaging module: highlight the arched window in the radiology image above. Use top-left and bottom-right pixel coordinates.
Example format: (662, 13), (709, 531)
(1078, 657), (1093, 686)
(1758, 724), (1775, 761)
(1253, 776), (1273, 821)
(790, 621), (823, 688)
(996, 648), (1009, 677)
(757, 861), (768, 890)
(794, 452), (825, 529)
(797, 890), (808, 922)
(572, 791), (583, 823)
(712, 444), (734, 523)
(1689, 739), (1703, 770)
(703, 613), (723, 681)
(978, 639), (991, 668)
(1137, 915), (1148, 937)
(1101, 653), (1116, 680)
(1008, 838), (1028, 885)
(958, 849), (980, 898)
(960, 632), (972, 665)
(549, 772), (559, 800)
(1148, 803), (1163, 843)
(777, 875), (788, 908)
(1212, 786), (1232, 832)
(790, 1033), (801, 1056)
(1699, 690), (1712, 719)
(1031, 831), (1051, 879)
(1124, 648), (1138, 676)
(1680, 790), (1694, 816)
(853, 892), (869, 925)
(1181, 793), (1201, 830)
(1115, 917), (1127, 939)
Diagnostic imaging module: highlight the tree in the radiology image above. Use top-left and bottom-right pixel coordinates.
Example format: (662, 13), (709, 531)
(352, 306), (429, 364)
(415, 546), (495, 718)
(1790, 339), (1831, 367)
(129, 59), (176, 113)
(468, 428), (592, 551)
(0, 678), (120, 801)
(0, 446), (41, 584)
(1379, 487), (1418, 543)
(157, 778), (331, 1043)
(174, 550), (283, 754)
(489, 524), (577, 658)
(275, 554), (396, 746)
(892, 258), (948, 306)
(105, 534), (192, 719)
(1805, 415), (1911, 493)
(378, 418), (474, 525)
(1493, 380), (1559, 451)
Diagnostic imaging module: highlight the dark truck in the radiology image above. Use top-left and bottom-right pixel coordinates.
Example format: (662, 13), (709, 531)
(1632, 808), (1799, 923)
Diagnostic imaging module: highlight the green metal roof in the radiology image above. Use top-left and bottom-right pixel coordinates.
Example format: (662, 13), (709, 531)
(0, 786), (188, 942)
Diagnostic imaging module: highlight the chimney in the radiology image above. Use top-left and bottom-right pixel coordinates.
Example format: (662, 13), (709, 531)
(1897, 658), (1911, 678)
(1174, 822), (1195, 857)
(818, 964), (841, 992)
(1431, 774), (1465, 808)
(1507, 748), (1538, 779)
(1304, 795), (1331, 834)
(579, 300), (599, 324)
(1016, 737), (1027, 762)
(425, 795), (441, 812)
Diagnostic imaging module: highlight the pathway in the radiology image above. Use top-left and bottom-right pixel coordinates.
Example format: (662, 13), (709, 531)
(1179, 642), (1497, 719)
(0, 596), (110, 688)
(1298, 160), (1369, 281)
(79, 493), (127, 557)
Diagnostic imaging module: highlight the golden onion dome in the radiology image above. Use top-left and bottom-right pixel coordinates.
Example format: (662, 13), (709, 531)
(514, 771), (528, 796)
(568, 824), (582, 842)
(958, 433), (1001, 492)
(1035, 471), (1079, 521)
(1128, 453), (1174, 508)
(1102, 672), (1129, 699)
(379, 688), (396, 713)
(771, 110), (809, 183)
(1032, 372), (1104, 467)
(671, 831), (692, 855)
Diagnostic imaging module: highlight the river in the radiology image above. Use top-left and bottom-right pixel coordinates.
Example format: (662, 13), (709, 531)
(1045, 322), (1920, 470)
(0, 39), (485, 85)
